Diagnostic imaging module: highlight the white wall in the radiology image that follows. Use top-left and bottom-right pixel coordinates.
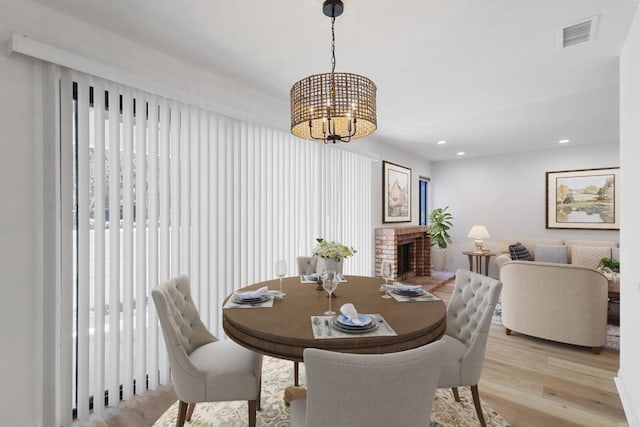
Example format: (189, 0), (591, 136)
(431, 143), (620, 278)
(618, 6), (640, 424)
(0, 41), (42, 427)
(346, 137), (432, 228)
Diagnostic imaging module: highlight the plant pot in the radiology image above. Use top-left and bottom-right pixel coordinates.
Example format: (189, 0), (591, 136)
(316, 258), (343, 275)
(431, 247), (447, 271)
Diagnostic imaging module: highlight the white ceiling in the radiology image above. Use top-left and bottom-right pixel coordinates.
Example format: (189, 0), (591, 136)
(35, 0), (638, 161)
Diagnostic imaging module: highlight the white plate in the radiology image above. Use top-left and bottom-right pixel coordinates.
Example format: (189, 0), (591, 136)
(336, 314), (373, 328)
(331, 317), (378, 334)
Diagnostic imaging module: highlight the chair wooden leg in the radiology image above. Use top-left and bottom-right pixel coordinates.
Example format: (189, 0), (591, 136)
(505, 328), (512, 335)
(451, 387), (460, 402)
(257, 377), (262, 411)
(294, 361), (299, 386)
(186, 402), (196, 421)
(471, 385), (486, 427)
(176, 400), (188, 427)
(248, 399), (257, 427)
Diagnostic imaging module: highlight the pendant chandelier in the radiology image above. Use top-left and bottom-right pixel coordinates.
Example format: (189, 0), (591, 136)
(290, 0), (377, 144)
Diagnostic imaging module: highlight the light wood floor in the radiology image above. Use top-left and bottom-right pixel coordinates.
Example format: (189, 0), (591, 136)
(431, 282), (627, 427)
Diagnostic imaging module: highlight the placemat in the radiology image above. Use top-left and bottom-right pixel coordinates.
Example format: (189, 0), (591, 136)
(388, 291), (441, 303)
(310, 314), (397, 339)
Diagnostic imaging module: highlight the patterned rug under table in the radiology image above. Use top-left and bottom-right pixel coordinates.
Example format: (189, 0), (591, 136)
(155, 356), (508, 427)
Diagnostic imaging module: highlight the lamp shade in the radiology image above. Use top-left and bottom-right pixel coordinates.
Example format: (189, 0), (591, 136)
(467, 225), (491, 239)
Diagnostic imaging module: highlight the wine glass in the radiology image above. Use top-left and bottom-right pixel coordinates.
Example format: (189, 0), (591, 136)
(322, 270), (338, 315)
(381, 261), (393, 299)
(275, 260), (288, 296)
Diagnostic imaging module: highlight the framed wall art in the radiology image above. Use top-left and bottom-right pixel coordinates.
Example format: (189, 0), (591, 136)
(383, 161), (411, 223)
(546, 167), (620, 230)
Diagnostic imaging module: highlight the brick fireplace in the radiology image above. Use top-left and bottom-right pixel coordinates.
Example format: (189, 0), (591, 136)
(375, 226), (431, 280)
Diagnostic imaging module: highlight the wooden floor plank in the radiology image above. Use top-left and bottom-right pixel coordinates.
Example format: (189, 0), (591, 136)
(432, 282), (627, 426)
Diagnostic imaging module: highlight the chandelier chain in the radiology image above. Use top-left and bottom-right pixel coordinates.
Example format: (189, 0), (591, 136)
(331, 15), (336, 73)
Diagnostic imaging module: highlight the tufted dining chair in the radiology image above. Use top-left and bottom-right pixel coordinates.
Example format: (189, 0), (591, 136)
(152, 276), (263, 427)
(290, 340), (446, 427)
(297, 256), (318, 276)
(437, 269), (502, 427)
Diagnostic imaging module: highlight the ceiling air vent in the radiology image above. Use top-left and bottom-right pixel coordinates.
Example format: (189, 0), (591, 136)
(560, 15), (599, 49)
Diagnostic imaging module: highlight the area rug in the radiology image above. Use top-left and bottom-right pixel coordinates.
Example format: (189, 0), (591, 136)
(491, 300), (620, 351)
(154, 356), (508, 426)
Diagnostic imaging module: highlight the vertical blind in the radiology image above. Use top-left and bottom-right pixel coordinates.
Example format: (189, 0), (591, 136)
(60, 68), (373, 423)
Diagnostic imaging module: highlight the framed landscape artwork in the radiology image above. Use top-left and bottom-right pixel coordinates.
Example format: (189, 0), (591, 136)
(546, 167), (620, 230)
(383, 161), (411, 223)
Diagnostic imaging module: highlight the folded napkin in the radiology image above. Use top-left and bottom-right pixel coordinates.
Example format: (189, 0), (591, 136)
(386, 282), (423, 292)
(235, 286), (268, 299)
(267, 290), (285, 299)
(339, 303), (363, 326)
(304, 273), (320, 281)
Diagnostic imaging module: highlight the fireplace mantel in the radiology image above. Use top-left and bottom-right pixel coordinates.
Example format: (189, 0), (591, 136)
(374, 226), (431, 280)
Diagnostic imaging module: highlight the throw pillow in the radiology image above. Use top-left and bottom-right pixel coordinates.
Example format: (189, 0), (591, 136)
(509, 242), (530, 261)
(571, 246), (612, 269)
(534, 245), (568, 264)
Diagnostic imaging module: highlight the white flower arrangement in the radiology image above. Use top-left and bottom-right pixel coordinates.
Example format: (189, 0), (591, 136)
(312, 240), (357, 262)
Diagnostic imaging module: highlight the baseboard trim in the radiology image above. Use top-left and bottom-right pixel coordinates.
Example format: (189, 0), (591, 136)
(615, 374), (639, 426)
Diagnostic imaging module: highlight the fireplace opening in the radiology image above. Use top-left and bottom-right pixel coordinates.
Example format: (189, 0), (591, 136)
(397, 243), (413, 278)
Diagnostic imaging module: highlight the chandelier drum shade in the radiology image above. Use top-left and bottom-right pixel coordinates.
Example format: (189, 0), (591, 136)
(290, 0), (377, 143)
(291, 72), (376, 142)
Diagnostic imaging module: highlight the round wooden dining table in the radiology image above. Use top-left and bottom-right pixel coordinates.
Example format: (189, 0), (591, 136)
(222, 275), (446, 363)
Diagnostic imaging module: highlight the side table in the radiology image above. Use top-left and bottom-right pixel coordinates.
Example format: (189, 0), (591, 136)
(463, 251), (496, 276)
(608, 289), (620, 324)
(606, 274), (620, 324)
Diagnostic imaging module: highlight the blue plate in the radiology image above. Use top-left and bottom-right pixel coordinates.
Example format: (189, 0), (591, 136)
(232, 294), (269, 304)
(235, 293), (266, 301)
(394, 288), (425, 296)
(337, 314), (372, 327)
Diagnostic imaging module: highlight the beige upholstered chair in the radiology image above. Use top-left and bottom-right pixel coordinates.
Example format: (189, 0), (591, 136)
(500, 261), (607, 351)
(152, 276), (263, 427)
(297, 256), (318, 275)
(290, 341), (446, 427)
(437, 269), (502, 427)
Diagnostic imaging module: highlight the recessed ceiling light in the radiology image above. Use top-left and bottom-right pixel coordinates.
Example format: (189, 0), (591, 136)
(558, 139), (570, 144)
(457, 151), (465, 156)
(437, 140), (447, 145)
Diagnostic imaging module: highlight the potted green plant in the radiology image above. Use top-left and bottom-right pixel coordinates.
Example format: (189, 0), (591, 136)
(597, 256), (620, 291)
(312, 240), (357, 274)
(597, 257), (620, 273)
(428, 206), (453, 270)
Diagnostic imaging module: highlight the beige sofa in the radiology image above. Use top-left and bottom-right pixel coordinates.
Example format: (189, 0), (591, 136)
(496, 237), (617, 351)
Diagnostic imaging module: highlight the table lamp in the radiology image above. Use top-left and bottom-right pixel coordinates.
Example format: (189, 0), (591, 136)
(468, 225), (490, 253)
